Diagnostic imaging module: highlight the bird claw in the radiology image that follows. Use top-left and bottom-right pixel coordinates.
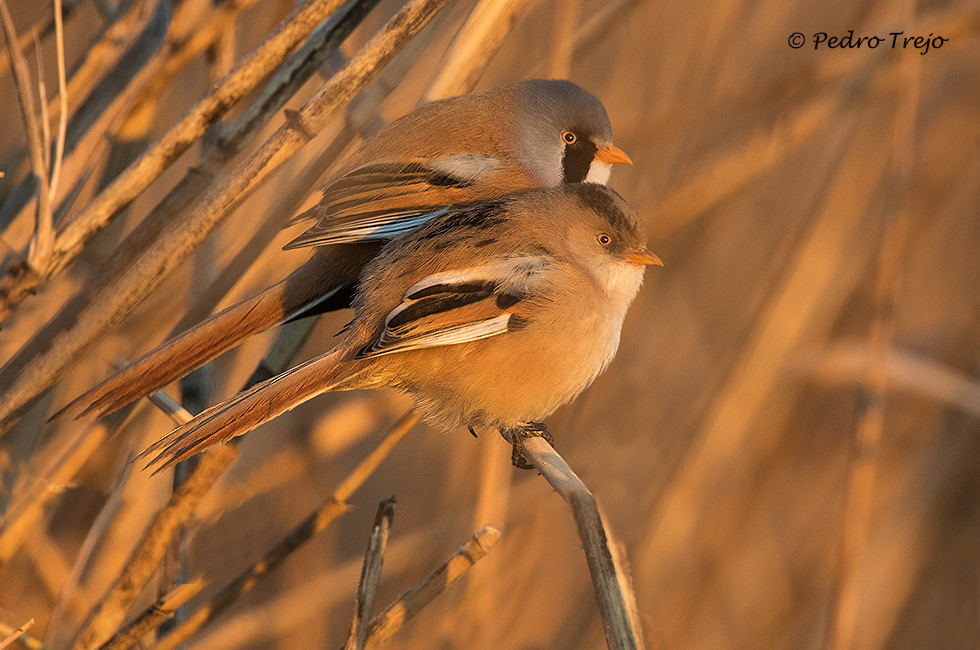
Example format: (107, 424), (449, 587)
(501, 422), (553, 470)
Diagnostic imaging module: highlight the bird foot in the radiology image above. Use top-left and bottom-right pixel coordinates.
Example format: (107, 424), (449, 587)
(501, 422), (553, 470)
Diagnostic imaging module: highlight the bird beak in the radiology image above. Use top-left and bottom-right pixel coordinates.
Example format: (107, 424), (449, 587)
(594, 144), (632, 165)
(626, 248), (663, 266)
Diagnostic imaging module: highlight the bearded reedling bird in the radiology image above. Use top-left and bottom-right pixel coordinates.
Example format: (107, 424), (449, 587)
(141, 183), (661, 470)
(57, 79), (632, 421)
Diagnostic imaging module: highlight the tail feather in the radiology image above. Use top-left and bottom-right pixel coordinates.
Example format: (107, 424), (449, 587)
(141, 349), (355, 471)
(54, 248), (370, 421)
(54, 280), (296, 421)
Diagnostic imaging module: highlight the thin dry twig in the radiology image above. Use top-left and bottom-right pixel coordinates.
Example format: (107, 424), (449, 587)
(151, 412), (420, 650)
(0, 0), (355, 316)
(48, 0), (68, 200)
(520, 436), (644, 650)
(0, 0), (170, 257)
(70, 444), (238, 650)
(0, 619), (37, 650)
(46, 453), (136, 644)
(0, 0), (53, 273)
(0, 0), (378, 399)
(0, 0), (452, 429)
(0, 0), (85, 79)
(345, 498), (396, 650)
(356, 524), (502, 649)
(0, 420), (107, 563)
(94, 581), (205, 650)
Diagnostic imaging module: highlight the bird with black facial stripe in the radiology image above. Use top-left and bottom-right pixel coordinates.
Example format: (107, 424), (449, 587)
(58, 80), (633, 422)
(140, 183), (661, 470)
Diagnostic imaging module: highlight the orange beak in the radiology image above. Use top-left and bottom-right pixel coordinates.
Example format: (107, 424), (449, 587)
(626, 248), (663, 267)
(594, 144), (632, 165)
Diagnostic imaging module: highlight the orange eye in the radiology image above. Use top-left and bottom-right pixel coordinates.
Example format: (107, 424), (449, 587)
(597, 233), (612, 246)
(562, 131), (577, 144)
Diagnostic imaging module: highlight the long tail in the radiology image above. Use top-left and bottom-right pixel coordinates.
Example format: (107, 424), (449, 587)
(55, 246), (375, 421)
(140, 348), (362, 470)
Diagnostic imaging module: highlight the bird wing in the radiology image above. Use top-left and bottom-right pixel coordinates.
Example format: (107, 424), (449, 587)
(355, 256), (552, 359)
(284, 155), (505, 249)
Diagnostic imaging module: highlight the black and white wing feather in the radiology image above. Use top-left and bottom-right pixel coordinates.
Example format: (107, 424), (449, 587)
(285, 155), (503, 249)
(356, 256), (552, 359)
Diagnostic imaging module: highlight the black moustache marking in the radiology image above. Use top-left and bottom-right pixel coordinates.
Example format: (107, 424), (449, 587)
(562, 139), (598, 183)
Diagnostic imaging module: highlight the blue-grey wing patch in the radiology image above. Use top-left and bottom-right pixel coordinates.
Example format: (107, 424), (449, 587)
(284, 155), (501, 249)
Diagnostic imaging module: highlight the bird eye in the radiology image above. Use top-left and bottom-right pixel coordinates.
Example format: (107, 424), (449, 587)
(597, 233), (612, 246)
(562, 131), (577, 144)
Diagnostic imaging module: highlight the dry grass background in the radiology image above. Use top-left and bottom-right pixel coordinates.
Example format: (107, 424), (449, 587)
(0, 0), (978, 648)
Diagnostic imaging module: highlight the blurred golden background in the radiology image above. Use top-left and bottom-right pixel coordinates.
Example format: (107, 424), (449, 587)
(0, 0), (978, 648)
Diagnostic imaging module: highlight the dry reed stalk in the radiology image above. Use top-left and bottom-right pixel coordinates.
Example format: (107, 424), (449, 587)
(45, 454), (135, 644)
(0, 0), (87, 79)
(185, 526), (434, 649)
(0, 0), (54, 273)
(797, 341), (980, 418)
(0, 420), (107, 563)
(634, 111), (893, 624)
(520, 436), (644, 650)
(357, 524), (502, 649)
(69, 443), (238, 650)
(0, 0), (359, 318)
(0, 619), (36, 650)
(8, 0), (176, 219)
(548, 0), (579, 79)
(345, 498), (396, 650)
(424, 0), (533, 101)
(48, 0), (68, 203)
(825, 17), (920, 650)
(150, 412), (420, 650)
(0, 0), (377, 400)
(161, 13), (239, 632)
(94, 581), (205, 650)
(0, 0), (452, 430)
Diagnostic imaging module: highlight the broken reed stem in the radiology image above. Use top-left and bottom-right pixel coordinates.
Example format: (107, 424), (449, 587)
(0, 0), (452, 430)
(356, 524), (502, 649)
(0, 619), (37, 650)
(152, 412), (420, 650)
(94, 581), (205, 650)
(0, 0), (54, 273)
(520, 436), (643, 650)
(345, 498), (396, 650)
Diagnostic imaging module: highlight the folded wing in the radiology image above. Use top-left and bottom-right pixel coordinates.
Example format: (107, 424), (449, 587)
(356, 256), (552, 358)
(285, 155), (505, 248)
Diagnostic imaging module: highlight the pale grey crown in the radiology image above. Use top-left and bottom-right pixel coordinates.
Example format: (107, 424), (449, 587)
(509, 80), (614, 185)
